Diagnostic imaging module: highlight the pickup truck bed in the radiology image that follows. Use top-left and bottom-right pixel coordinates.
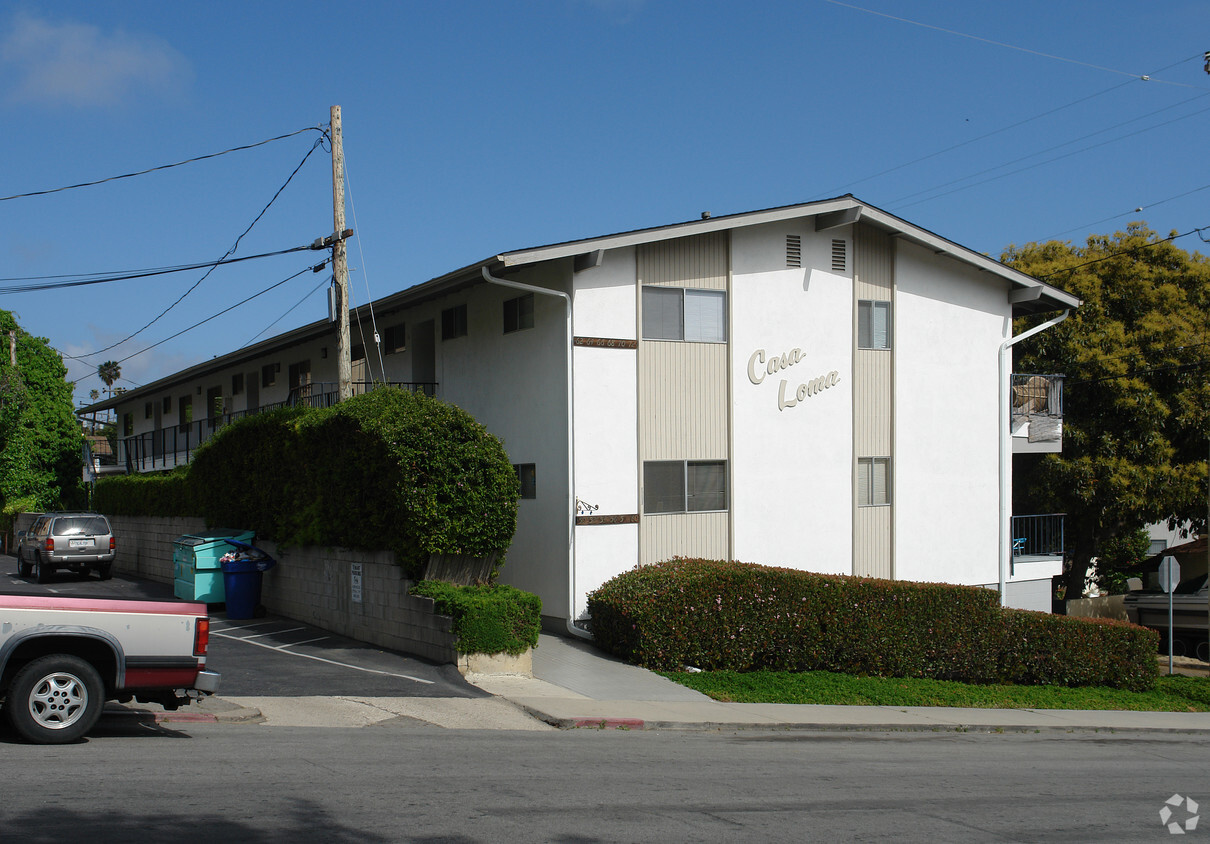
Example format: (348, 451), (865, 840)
(0, 594), (219, 743)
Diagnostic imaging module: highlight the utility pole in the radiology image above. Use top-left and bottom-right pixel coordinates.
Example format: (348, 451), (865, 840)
(331, 105), (352, 402)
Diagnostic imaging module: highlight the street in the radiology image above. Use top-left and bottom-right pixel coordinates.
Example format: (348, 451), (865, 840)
(0, 726), (1203, 842)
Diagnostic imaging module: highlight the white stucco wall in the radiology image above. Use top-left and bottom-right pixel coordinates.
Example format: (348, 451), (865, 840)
(894, 240), (1008, 586)
(729, 223), (854, 573)
(570, 251), (639, 618)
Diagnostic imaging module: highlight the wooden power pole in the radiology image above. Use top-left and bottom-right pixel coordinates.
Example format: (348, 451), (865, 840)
(331, 105), (352, 401)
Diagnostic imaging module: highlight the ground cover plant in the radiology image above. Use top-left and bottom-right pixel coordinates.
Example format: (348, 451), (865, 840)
(661, 668), (1210, 712)
(588, 558), (1158, 690)
(411, 580), (541, 656)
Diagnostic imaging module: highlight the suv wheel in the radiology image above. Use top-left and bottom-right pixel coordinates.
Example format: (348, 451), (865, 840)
(35, 554), (52, 584)
(17, 550), (32, 578)
(98, 563), (113, 581)
(5, 654), (105, 744)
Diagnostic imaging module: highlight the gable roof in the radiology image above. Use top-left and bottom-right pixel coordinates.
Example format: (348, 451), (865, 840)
(79, 195), (1078, 413)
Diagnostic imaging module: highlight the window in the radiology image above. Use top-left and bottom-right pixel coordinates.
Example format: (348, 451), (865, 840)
(857, 457), (891, 507)
(643, 460), (728, 514)
(642, 287), (726, 342)
(384, 324), (406, 354)
(442, 304), (468, 340)
(232, 373), (244, 395)
(144, 402), (153, 420)
(162, 396), (171, 414)
(262, 362), (280, 388)
(178, 396), (193, 432)
(503, 294), (535, 334)
(123, 413), (134, 438)
(858, 300), (892, 350)
(513, 463), (536, 499)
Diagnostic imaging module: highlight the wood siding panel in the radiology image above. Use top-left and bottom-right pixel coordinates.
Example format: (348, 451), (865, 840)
(641, 512), (729, 564)
(637, 232), (728, 290)
(639, 341), (727, 459)
(853, 224), (894, 580)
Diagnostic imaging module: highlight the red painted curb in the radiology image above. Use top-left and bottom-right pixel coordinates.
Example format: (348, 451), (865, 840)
(572, 718), (645, 730)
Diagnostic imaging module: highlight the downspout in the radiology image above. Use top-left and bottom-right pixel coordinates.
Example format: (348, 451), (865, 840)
(999, 308), (1069, 606)
(482, 266), (591, 640)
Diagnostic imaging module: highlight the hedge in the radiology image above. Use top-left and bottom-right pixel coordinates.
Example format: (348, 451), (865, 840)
(411, 580), (541, 656)
(95, 387), (519, 579)
(587, 558), (1158, 691)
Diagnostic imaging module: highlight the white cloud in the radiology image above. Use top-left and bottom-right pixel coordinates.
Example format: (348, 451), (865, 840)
(0, 12), (192, 107)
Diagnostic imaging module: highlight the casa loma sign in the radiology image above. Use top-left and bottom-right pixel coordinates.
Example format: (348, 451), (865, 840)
(746, 347), (841, 411)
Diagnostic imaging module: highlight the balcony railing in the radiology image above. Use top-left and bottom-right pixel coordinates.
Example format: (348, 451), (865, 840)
(1011, 513), (1065, 574)
(1011, 373), (1063, 419)
(119, 381), (437, 473)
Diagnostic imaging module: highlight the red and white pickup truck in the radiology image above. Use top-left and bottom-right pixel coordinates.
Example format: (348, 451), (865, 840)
(0, 594), (220, 743)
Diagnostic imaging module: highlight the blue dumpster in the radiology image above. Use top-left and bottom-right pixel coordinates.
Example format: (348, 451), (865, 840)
(219, 540), (276, 620)
(173, 529), (256, 602)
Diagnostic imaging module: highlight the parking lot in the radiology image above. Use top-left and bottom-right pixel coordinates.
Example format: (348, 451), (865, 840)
(0, 557), (488, 700)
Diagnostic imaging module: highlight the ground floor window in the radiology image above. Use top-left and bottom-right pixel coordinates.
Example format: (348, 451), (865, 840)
(643, 460), (727, 514)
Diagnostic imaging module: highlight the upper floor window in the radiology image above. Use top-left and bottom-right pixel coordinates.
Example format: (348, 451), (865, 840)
(858, 300), (892, 350)
(232, 373), (244, 395)
(642, 287), (726, 343)
(513, 463), (536, 499)
(442, 304), (468, 340)
(503, 294), (535, 334)
(262, 362), (280, 388)
(857, 457), (891, 507)
(384, 324), (406, 354)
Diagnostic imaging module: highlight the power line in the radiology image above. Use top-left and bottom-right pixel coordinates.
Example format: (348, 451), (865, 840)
(240, 270), (331, 348)
(1037, 183), (1210, 243)
(823, 1), (1208, 89)
(1029, 225), (1210, 281)
(71, 135), (328, 360)
(0, 246), (311, 294)
(0, 126), (325, 202)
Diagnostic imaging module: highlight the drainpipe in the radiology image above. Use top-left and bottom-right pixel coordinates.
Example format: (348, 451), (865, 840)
(481, 266), (591, 640)
(999, 309), (1069, 607)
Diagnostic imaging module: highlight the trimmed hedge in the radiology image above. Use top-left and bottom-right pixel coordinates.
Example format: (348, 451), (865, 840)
(96, 388), (519, 578)
(411, 580), (541, 656)
(587, 558), (1159, 691)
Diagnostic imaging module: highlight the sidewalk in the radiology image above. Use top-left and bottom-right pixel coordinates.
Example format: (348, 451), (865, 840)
(467, 633), (1210, 734)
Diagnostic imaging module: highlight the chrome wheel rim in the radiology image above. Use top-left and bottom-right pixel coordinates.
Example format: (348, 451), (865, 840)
(28, 672), (88, 730)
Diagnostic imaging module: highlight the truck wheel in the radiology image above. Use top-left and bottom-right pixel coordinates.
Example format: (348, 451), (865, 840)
(5, 655), (105, 744)
(17, 550), (32, 578)
(35, 554), (51, 584)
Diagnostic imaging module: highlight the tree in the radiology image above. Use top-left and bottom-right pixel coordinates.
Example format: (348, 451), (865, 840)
(1004, 224), (1210, 599)
(97, 360), (120, 391)
(0, 310), (84, 512)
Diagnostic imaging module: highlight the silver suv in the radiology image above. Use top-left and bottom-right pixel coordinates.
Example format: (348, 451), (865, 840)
(16, 512), (116, 583)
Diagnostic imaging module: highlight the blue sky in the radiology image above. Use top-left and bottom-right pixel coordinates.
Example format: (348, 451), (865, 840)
(3, 0), (1208, 404)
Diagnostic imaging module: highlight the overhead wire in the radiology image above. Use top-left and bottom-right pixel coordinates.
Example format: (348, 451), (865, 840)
(240, 272), (332, 348)
(1038, 183), (1210, 243)
(0, 126), (325, 202)
(68, 134), (329, 360)
(343, 157), (388, 384)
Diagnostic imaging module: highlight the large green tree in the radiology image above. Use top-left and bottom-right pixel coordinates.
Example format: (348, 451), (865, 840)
(0, 310), (83, 513)
(1004, 224), (1210, 598)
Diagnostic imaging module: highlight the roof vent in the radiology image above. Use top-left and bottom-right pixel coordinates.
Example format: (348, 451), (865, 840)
(786, 234), (802, 268)
(701, 212), (711, 220)
(831, 239), (847, 272)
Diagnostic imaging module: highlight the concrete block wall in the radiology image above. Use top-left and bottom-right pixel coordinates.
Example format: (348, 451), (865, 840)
(24, 514), (458, 664)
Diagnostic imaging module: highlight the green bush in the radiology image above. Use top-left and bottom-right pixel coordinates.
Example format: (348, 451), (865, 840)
(97, 387), (520, 578)
(411, 580), (541, 656)
(587, 558), (1158, 691)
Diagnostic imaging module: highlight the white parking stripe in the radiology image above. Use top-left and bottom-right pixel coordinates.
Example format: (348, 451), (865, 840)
(277, 636), (330, 648)
(236, 626), (306, 640)
(212, 630), (435, 684)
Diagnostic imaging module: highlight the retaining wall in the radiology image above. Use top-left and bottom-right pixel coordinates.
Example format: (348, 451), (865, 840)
(20, 513), (458, 664)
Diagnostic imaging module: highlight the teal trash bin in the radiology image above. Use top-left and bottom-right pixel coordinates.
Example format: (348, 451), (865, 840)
(173, 529), (256, 602)
(220, 540), (276, 620)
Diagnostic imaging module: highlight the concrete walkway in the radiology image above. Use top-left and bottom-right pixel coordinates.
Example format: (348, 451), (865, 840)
(465, 633), (1210, 734)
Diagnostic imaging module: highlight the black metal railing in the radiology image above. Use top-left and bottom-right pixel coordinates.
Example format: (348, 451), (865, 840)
(1011, 513), (1065, 573)
(1011, 373), (1063, 419)
(120, 381), (437, 473)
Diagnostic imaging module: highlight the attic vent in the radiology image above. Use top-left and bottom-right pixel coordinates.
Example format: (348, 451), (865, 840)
(786, 234), (802, 268)
(831, 239), (847, 272)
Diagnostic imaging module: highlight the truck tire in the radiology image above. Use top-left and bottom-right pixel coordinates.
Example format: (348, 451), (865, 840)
(35, 554), (52, 584)
(17, 550), (32, 579)
(5, 655), (105, 744)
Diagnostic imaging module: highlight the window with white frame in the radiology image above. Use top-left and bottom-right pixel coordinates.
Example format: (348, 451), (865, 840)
(858, 300), (892, 350)
(503, 294), (535, 334)
(643, 460), (728, 514)
(642, 287), (726, 342)
(857, 457), (891, 506)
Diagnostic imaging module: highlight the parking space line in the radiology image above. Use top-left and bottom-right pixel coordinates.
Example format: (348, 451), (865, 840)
(277, 636), (330, 648)
(213, 621), (280, 632)
(236, 626), (306, 641)
(212, 630), (435, 684)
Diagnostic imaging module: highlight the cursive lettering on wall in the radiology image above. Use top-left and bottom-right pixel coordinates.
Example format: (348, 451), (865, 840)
(747, 347), (840, 411)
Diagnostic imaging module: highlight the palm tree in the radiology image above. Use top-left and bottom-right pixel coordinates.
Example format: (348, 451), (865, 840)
(97, 361), (121, 392)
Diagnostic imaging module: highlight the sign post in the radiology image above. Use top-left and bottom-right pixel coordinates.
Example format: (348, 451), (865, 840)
(1158, 555), (1180, 675)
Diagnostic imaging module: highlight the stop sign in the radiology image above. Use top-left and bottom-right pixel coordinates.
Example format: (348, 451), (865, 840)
(1158, 556), (1180, 594)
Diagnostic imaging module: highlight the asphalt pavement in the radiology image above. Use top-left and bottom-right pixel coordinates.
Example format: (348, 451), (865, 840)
(5, 561), (1210, 735)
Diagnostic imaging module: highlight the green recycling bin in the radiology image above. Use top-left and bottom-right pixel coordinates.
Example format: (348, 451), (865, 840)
(173, 529), (255, 602)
